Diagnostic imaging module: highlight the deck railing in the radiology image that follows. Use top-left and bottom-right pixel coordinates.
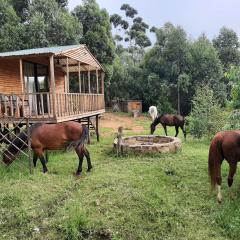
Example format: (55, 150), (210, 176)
(0, 92), (105, 120)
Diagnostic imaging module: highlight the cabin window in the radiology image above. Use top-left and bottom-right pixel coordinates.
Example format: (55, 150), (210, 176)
(23, 62), (49, 115)
(24, 62), (49, 93)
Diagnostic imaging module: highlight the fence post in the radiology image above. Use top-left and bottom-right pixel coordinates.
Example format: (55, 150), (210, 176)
(27, 118), (33, 174)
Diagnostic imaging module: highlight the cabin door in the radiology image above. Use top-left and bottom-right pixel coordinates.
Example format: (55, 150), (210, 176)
(24, 62), (49, 115)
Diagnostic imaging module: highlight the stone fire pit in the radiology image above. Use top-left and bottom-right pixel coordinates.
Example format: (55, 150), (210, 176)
(114, 135), (182, 153)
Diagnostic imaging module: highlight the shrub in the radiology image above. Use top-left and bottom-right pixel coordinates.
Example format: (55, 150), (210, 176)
(189, 84), (225, 138)
(224, 110), (240, 130)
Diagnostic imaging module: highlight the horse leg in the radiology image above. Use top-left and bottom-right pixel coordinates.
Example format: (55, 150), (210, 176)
(228, 162), (237, 200)
(162, 124), (167, 136)
(83, 146), (92, 172)
(75, 146), (84, 176)
(175, 126), (179, 137)
(33, 151), (38, 167)
(35, 148), (48, 173)
(216, 164), (222, 203)
(180, 125), (186, 139)
(45, 150), (49, 163)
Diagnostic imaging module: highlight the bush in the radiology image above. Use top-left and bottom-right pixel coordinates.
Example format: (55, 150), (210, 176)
(224, 110), (240, 130)
(189, 84), (225, 138)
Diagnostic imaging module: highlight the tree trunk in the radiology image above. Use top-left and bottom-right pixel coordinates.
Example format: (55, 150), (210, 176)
(177, 85), (181, 114)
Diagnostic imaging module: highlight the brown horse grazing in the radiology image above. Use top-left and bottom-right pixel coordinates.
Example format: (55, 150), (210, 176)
(150, 114), (186, 139)
(2, 122), (92, 175)
(208, 130), (240, 203)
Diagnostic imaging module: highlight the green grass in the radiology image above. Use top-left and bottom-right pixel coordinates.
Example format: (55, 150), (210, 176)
(1, 114), (240, 239)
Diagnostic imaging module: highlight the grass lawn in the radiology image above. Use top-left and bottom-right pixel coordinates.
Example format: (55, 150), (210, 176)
(1, 113), (240, 240)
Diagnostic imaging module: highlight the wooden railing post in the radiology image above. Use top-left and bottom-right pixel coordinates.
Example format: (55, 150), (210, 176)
(78, 61), (81, 93)
(96, 68), (99, 94)
(66, 57), (69, 93)
(101, 72), (105, 94)
(88, 66), (91, 93)
(19, 58), (24, 93)
(50, 55), (56, 117)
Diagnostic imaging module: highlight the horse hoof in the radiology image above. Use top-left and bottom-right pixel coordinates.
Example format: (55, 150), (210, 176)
(217, 198), (222, 204)
(87, 167), (92, 172)
(76, 172), (82, 176)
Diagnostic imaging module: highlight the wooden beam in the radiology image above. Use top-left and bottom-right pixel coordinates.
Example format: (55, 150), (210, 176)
(66, 57), (69, 92)
(96, 68), (99, 94)
(50, 55), (56, 117)
(19, 58), (24, 93)
(88, 66), (91, 93)
(101, 72), (105, 94)
(83, 74), (85, 93)
(78, 61), (81, 93)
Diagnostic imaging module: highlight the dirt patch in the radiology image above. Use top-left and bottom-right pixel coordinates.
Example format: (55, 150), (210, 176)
(100, 112), (147, 134)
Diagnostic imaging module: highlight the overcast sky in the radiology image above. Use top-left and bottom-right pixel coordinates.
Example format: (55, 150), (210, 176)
(68, 0), (240, 41)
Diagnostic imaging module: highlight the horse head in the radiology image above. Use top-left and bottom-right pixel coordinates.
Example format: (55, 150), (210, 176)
(2, 150), (14, 166)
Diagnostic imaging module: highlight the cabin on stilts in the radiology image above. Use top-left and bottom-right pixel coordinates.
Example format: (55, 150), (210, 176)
(0, 45), (105, 141)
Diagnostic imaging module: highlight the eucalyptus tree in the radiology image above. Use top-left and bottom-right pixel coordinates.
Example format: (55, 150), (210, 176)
(110, 4), (151, 63)
(213, 27), (240, 71)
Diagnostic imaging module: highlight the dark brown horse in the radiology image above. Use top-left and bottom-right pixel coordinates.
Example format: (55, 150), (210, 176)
(208, 130), (240, 203)
(150, 114), (186, 139)
(2, 122), (91, 175)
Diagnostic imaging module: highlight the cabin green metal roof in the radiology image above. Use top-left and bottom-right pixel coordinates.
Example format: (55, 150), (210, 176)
(0, 45), (83, 57)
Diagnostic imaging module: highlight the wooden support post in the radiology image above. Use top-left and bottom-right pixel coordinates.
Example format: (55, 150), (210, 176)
(78, 61), (81, 93)
(27, 119), (33, 174)
(66, 57), (69, 92)
(101, 72), (105, 94)
(50, 55), (56, 117)
(96, 114), (99, 142)
(19, 58), (24, 93)
(87, 117), (90, 144)
(96, 68), (99, 94)
(83, 74), (85, 93)
(88, 66), (91, 93)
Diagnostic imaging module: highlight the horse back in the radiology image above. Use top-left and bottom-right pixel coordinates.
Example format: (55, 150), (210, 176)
(216, 131), (240, 161)
(161, 114), (184, 126)
(31, 121), (84, 150)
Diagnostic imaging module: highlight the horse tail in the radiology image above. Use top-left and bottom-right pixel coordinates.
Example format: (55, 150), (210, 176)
(208, 133), (223, 189)
(67, 125), (89, 151)
(77, 125), (89, 148)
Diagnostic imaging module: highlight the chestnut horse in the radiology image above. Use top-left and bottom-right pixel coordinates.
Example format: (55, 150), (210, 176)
(150, 114), (186, 139)
(2, 122), (92, 175)
(208, 130), (240, 203)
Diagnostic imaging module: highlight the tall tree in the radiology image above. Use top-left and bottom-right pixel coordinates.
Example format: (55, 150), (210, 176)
(190, 35), (225, 105)
(10, 0), (29, 22)
(55, 0), (68, 8)
(26, 0), (82, 48)
(73, 0), (115, 65)
(144, 23), (191, 114)
(213, 27), (240, 71)
(110, 4), (151, 63)
(0, 0), (25, 51)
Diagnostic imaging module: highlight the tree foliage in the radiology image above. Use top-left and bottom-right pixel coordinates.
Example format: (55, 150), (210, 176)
(188, 85), (225, 138)
(73, 0), (115, 65)
(213, 27), (240, 71)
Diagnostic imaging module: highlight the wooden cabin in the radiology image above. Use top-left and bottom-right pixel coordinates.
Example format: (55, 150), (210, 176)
(0, 45), (105, 130)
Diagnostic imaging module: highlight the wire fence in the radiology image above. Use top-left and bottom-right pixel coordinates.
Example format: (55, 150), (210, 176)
(0, 116), (32, 173)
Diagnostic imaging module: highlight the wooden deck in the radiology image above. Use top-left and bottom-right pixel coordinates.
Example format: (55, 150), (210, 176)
(0, 92), (105, 123)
